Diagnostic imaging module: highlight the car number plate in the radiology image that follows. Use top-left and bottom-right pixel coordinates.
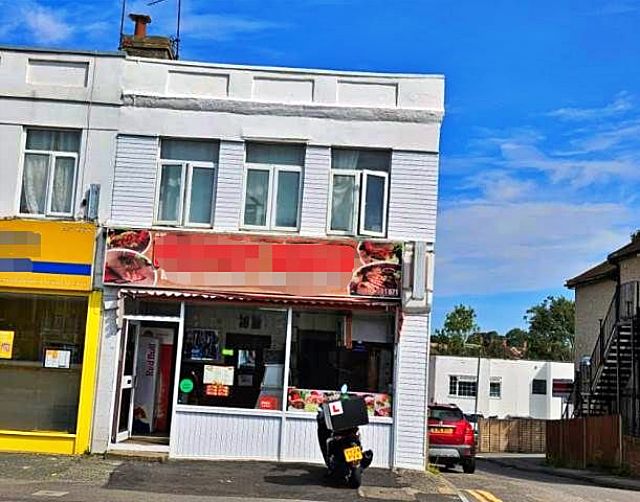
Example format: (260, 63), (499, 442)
(430, 427), (453, 434)
(343, 445), (363, 462)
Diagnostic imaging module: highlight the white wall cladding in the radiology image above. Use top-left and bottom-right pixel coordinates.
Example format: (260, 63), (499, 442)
(393, 313), (429, 469)
(214, 140), (245, 232)
(110, 135), (158, 227)
(388, 151), (439, 242)
(171, 410), (281, 460)
(299, 146), (330, 236)
(283, 416), (392, 468)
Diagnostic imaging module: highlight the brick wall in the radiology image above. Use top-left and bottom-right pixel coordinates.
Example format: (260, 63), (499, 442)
(623, 435), (640, 477)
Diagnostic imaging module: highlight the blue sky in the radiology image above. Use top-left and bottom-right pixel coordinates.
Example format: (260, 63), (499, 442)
(2, 0), (639, 333)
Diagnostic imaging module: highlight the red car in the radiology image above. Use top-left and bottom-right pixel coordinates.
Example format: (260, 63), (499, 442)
(428, 403), (476, 473)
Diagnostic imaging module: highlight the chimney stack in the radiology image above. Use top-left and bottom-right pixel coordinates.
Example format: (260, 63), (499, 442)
(120, 13), (176, 60)
(130, 13), (151, 38)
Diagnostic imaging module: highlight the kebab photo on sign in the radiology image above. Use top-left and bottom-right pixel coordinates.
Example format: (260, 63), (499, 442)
(349, 241), (402, 297)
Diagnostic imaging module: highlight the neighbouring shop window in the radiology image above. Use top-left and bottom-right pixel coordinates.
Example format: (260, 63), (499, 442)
(178, 305), (287, 410)
(20, 128), (81, 217)
(328, 148), (391, 237)
(0, 293), (87, 433)
(287, 311), (394, 417)
(156, 139), (219, 227)
(449, 376), (477, 397)
(532, 379), (547, 395)
(489, 379), (502, 398)
(242, 143), (305, 230)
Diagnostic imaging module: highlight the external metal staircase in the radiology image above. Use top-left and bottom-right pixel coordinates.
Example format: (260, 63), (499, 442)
(569, 282), (640, 427)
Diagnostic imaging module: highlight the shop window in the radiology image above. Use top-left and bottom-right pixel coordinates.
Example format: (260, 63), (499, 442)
(328, 148), (390, 237)
(489, 379), (502, 398)
(0, 293), (88, 433)
(178, 305), (287, 410)
(288, 312), (394, 417)
(241, 143), (305, 230)
(155, 139), (219, 227)
(532, 379), (547, 395)
(449, 376), (477, 397)
(20, 128), (81, 217)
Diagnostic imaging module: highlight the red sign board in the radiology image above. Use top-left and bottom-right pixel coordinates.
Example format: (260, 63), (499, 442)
(552, 379), (573, 398)
(258, 396), (279, 410)
(104, 229), (402, 299)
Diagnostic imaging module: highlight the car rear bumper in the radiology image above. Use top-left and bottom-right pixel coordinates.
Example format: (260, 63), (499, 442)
(429, 444), (475, 460)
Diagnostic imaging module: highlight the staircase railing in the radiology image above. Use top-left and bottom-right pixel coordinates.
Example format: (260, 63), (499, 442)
(591, 292), (618, 387)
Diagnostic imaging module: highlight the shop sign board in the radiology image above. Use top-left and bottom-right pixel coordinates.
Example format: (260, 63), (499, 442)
(0, 219), (95, 292)
(0, 330), (14, 359)
(103, 229), (402, 299)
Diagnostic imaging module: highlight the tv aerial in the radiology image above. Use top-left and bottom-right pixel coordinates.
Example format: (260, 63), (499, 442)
(119, 0), (182, 59)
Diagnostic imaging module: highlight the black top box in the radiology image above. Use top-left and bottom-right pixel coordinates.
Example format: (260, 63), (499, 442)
(322, 397), (369, 431)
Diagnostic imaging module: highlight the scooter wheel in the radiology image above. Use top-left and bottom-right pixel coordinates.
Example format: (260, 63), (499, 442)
(348, 465), (362, 489)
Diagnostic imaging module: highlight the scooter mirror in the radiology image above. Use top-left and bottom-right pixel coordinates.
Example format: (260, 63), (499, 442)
(341, 384), (348, 394)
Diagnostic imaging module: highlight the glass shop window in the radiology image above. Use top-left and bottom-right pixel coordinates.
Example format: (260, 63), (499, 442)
(287, 311), (394, 417)
(178, 305), (287, 411)
(0, 293), (88, 433)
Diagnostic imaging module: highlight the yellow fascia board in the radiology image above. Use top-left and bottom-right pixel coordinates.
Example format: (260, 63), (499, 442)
(0, 431), (75, 455)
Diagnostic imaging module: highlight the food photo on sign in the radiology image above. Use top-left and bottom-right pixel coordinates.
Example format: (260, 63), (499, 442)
(287, 388), (392, 417)
(102, 229), (402, 299)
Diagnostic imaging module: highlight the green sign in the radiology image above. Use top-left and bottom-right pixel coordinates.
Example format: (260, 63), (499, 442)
(222, 348), (234, 357)
(179, 378), (194, 393)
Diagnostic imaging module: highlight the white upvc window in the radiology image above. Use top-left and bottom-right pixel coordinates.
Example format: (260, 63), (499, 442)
(155, 139), (219, 227)
(328, 148), (391, 237)
(19, 128), (81, 217)
(241, 143), (305, 231)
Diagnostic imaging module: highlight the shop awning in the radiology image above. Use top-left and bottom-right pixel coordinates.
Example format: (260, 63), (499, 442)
(118, 288), (399, 311)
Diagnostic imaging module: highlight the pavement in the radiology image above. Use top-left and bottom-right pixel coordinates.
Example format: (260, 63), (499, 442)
(478, 453), (640, 492)
(440, 455), (640, 502)
(0, 453), (462, 502)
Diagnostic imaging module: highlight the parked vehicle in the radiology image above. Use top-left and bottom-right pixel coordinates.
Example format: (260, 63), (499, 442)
(428, 403), (476, 473)
(316, 386), (373, 488)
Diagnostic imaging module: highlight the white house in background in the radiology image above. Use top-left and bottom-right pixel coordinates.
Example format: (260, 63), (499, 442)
(428, 355), (574, 420)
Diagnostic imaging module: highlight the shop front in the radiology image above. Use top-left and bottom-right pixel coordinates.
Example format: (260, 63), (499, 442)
(0, 219), (100, 454)
(102, 229), (407, 467)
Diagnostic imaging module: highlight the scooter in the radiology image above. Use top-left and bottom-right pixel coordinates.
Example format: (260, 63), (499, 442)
(316, 385), (373, 489)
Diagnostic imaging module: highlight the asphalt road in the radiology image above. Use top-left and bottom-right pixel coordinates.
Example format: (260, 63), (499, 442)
(441, 458), (635, 502)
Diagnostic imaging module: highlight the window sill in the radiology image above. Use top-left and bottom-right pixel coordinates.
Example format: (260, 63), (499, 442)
(240, 226), (300, 233)
(447, 395), (476, 399)
(175, 404), (284, 418)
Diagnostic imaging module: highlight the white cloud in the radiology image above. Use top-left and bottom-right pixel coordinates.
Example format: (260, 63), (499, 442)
(183, 14), (283, 41)
(546, 91), (633, 121)
(25, 5), (74, 44)
(436, 201), (633, 296)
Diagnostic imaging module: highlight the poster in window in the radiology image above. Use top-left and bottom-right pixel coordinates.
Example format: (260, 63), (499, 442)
(44, 348), (71, 369)
(238, 350), (256, 369)
(0, 331), (14, 359)
(203, 365), (234, 386)
(183, 329), (221, 362)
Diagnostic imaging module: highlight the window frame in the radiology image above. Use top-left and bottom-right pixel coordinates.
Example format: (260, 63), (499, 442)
(359, 170), (389, 237)
(448, 375), (477, 398)
(532, 379), (548, 395)
(19, 129), (80, 218)
(327, 149), (391, 238)
(489, 378), (502, 399)
(153, 156), (217, 228)
(240, 161), (303, 232)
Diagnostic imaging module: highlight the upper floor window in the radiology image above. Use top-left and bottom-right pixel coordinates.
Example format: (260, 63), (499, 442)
(242, 143), (305, 231)
(155, 139), (219, 227)
(532, 379), (547, 395)
(329, 148), (390, 237)
(20, 129), (81, 217)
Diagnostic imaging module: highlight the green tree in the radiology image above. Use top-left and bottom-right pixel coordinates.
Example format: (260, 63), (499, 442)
(524, 296), (575, 362)
(433, 304), (480, 356)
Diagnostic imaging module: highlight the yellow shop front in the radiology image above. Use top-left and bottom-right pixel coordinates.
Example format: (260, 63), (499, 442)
(0, 219), (101, 454)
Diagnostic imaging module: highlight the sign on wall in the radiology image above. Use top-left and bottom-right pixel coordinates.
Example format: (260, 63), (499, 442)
(0, 331), (14, 359)
(552, 379), (574, 398)
(103, 229), (402, 299)
(0, 220), (95, 292)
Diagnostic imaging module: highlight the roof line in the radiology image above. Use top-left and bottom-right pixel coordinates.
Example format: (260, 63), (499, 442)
(0, 44), (124, 58)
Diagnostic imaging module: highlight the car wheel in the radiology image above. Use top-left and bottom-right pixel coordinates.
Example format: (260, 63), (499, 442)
(462, 458), (476, 474)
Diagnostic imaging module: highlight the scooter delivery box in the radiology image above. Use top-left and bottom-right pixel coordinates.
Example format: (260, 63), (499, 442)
(322, 397), (369, 431)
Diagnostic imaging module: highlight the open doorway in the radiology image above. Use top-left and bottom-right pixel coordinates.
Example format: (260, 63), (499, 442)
(113, 319), (179, 446)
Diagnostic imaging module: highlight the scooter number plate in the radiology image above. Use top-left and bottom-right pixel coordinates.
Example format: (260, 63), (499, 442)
(344, 446), (363, 462)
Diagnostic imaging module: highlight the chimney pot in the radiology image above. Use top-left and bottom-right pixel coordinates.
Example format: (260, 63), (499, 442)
(129, 13), (152, 39)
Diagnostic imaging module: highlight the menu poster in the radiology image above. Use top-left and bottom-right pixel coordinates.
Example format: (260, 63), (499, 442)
(0, 331), (14, 359)
(203, 365), (234, 386)
(44, 349), (71, 369)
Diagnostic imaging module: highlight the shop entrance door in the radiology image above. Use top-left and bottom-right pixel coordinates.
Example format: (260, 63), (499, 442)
(113, 319), (179, 444)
